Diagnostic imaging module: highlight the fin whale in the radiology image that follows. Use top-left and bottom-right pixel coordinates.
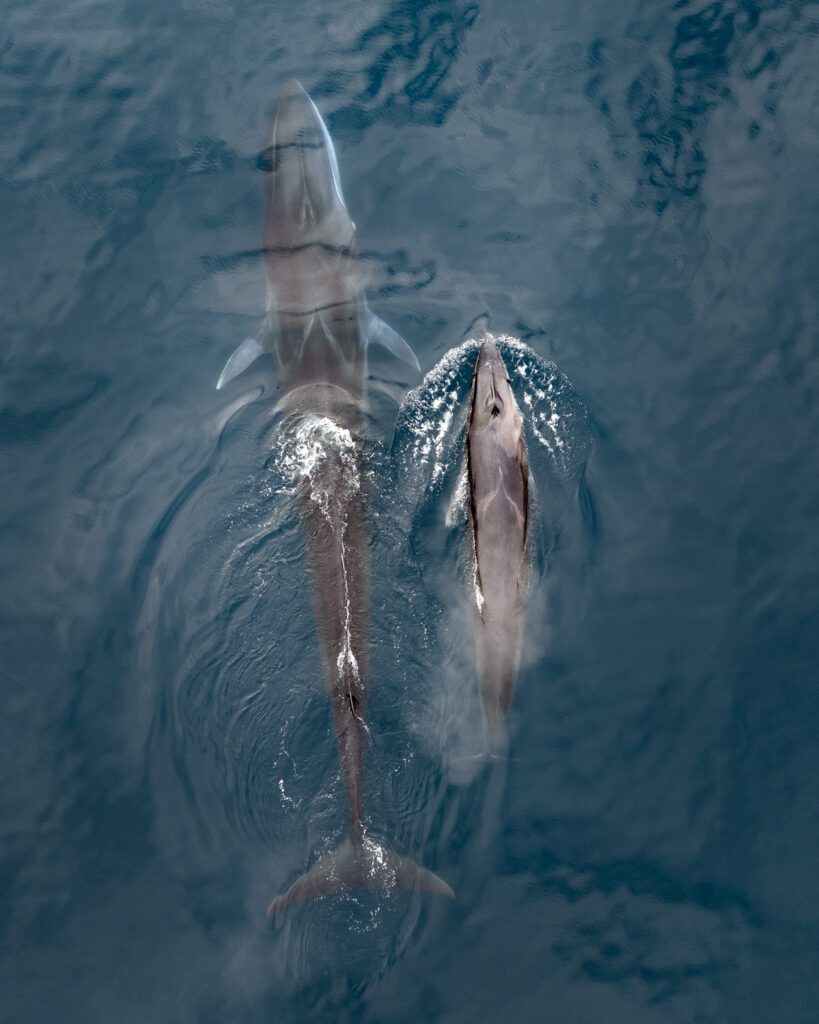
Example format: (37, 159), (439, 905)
(466, 335), (530, 754)
(216, 81), (448, 914)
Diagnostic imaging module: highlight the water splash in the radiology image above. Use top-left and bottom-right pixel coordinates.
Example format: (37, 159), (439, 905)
(273, 414), (361, 520)
(394, 333), (591, 494)
(444, 465), (469, 528)
(395, 337), (480, 483)
(497, 335), (591, 477)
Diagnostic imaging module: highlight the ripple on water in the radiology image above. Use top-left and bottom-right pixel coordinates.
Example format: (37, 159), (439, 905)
(130, 393), (458, 974)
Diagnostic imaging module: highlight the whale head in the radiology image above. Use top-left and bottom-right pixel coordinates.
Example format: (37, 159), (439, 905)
(470, 336), (519, 433)
(264, 79), (355, 248)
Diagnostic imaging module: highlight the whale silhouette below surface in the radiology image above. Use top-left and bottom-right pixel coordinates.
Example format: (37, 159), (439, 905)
(216, 81), (451, 915)
(216, 81), (419, 396)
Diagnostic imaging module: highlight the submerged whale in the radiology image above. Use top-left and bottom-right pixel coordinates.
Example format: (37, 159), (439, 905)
(217, 80), (419, 394)
(466, 336), (530, 752)
(216, 81), (451, 914)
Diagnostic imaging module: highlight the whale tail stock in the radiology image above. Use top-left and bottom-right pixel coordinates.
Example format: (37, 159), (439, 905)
(267, 837), (454, 918)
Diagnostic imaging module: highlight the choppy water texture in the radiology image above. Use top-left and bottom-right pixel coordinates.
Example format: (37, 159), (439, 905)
(2, 1), (819, 1021)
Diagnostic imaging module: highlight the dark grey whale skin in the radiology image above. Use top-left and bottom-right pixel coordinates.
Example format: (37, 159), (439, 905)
(215, 82), (450, 915)
(466, 336), (529, 754)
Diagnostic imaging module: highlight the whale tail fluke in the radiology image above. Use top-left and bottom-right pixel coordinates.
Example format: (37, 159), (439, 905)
(267, 837), (453, 918)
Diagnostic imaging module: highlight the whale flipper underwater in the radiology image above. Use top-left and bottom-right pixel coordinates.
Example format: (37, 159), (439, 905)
(215, 81), (450, 914)
(467, 335), (530, 754)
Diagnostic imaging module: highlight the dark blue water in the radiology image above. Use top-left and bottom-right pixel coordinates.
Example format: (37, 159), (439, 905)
(3, 1), (818, 1021)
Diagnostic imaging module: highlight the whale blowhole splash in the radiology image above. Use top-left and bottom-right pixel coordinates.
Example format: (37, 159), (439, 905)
(394, 333), (591, 494)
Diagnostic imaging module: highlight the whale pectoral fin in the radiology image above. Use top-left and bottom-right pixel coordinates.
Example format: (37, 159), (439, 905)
(216, 336), (266, 390)
(365, 307), (420, 372)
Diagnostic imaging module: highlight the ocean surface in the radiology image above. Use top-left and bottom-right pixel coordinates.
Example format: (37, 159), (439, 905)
(2, 0), (818, 1021)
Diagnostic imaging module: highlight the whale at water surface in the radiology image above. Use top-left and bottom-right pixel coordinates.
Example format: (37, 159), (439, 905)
(467, 335), (530, 754)
(216, 81), (448, 915)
